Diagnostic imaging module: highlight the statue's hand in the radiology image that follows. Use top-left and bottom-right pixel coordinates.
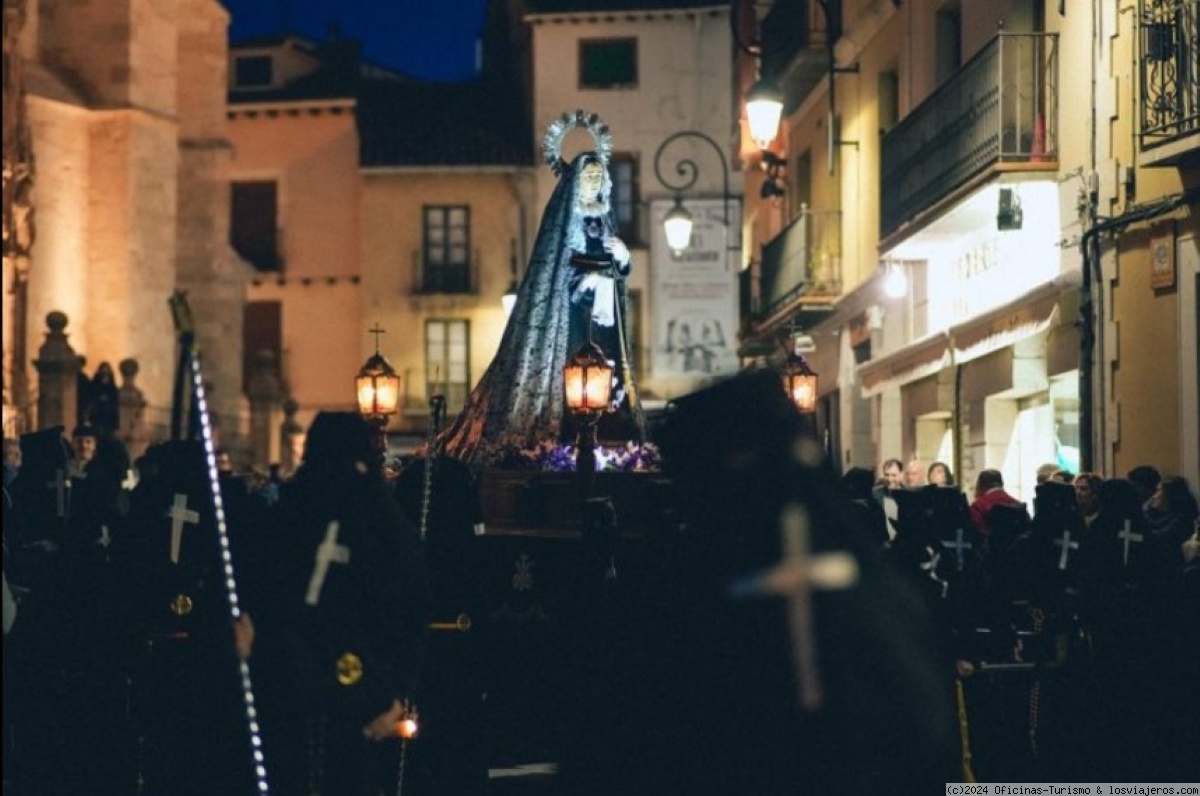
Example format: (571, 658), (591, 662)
(604, 235), (629, 264)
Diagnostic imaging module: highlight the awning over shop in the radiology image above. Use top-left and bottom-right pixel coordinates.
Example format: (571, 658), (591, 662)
(856, 274), (1080, 398)
(951, 282), (1064, 365)
(858, 333), (952, 397)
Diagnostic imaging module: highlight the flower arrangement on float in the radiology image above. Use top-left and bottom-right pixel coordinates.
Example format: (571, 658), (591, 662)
(490, 439), (662, 473)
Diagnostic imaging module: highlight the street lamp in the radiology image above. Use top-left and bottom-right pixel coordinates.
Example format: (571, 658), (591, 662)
(745, 76), (785, 151)
(730, 0), (784, 151)
(782, 347), (818, 416)
(653, 130), (730, 257)
(562, 339), (613, 501)
(355, 323), (401, 457)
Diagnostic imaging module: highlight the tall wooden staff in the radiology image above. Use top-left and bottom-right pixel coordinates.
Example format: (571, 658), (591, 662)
(168, 291), (272, 794)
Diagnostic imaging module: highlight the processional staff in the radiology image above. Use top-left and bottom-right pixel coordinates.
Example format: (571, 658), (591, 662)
(168, 290), (272, 794)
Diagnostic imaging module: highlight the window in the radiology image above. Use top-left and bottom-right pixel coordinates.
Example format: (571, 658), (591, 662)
(231, 181), (279, 272)
(234, 55), (273, 89)
(426, 320), (470, 411)
(935, 3), (963, 87)
(243, 301), (282, 392)
(878, 69), (900, 135)
(422, 206), (471, 293)
(609, 154), (640, 244)
(579, 38), (637, 89)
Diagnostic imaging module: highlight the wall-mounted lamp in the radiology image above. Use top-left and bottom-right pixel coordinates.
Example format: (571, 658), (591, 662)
(662, 197), (694, 254)
(653, 130), (730, 258)
(882, 259), (908, 299)
(731, 0), (784, 151)
(997, 187), (1023, 231)
(760, 150), (787, 200)
(746, 76), (785, 151)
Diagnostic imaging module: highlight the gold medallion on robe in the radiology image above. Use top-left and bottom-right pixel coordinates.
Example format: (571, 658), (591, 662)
(169, 594), (194, 616)
(336, 652), (363, 686)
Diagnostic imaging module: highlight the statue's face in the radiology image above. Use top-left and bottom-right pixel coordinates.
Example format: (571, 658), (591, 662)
(579, 161), (605, 203)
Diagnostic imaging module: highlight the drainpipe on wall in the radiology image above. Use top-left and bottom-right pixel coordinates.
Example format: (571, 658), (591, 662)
(1077, 188), (1198, 473)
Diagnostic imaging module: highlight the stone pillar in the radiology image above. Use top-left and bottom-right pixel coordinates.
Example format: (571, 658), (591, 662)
(117, 357), (148, 459)
(279, 396), (303, 475)
(246, 349), (282, 469)
(32, 311), (80, 431)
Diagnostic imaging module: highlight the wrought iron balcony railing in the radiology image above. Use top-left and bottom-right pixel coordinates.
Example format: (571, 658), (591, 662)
(741, 208), (841, 326)
(880, 32), (1058, 240)
(412, 250), (478, 295)
(1139, 0), (1199, 148)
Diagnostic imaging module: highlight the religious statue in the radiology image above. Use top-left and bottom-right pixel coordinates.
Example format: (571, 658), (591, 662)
(440, 110), (646, 467)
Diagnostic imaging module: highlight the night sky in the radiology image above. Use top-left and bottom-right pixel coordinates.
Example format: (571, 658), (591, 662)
(220, 0), (490, 82)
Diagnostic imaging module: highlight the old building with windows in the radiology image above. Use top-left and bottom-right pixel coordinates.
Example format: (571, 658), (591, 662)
(2, 0), (247, 446)
(738, 0), (1197, 494)
(226, 3), (533, 448)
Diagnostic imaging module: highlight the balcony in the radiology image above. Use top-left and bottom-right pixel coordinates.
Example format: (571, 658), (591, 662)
(1139, 0), (1199, 165)
(412, 251), (478, 295)
(741, 208), (841, 333)
(760, 0), (836, 113)
(880, 33), (1059, 241)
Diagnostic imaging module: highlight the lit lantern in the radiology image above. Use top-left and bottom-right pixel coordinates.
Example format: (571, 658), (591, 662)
(396, 716), (419, 740)
(355, 349), (401, 419)
(662, 197), (694, 254)
(782, 350), (818, 415)
(746, 76), (784, 151)
(563, 340), (613, 413)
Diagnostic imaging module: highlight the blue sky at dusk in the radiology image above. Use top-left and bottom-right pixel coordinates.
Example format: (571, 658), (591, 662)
(221, 0), (490, 82)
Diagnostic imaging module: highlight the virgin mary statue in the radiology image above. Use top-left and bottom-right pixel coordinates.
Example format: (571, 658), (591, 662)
(440, 110), (647, 467)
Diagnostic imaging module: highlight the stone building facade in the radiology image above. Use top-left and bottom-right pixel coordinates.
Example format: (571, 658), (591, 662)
(2, 0), (248, 448)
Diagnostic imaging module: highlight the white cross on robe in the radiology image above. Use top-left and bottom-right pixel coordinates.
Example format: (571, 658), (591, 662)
(45, 469), (69, 518)
(121, 469), (138, 491)
(305, 521), (351, 607)
(1054, 528), (1079, 570)
(165, 493), (200, 565)
(97, 525), (112, 549)
(921, 546), (950, 598)
(1117, 520), (1144, 567)
(730, 502), (858, 711)
(941, 526), (974, 571)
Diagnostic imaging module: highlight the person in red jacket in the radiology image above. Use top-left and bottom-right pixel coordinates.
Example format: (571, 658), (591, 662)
(968, 469), (1022, 536)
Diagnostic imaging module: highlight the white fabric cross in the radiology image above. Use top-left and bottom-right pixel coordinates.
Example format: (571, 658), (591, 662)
(165, 493), (200, 565)
(921, 546), (950, 598)
(941, 526), (973, 571)
(1054, 528), (1079, 570)
(1117, 520), (1144, 567)
(305, 521), (350, 607)
(45, 469), (69, 518)
(731, 502), (858, 711)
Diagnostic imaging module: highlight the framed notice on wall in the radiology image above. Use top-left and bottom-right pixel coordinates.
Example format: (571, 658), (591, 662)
(1150, 223), (1176, 289)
